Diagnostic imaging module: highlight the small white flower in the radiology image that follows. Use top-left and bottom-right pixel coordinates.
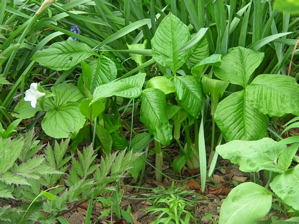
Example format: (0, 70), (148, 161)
(24, 83), (45, 108)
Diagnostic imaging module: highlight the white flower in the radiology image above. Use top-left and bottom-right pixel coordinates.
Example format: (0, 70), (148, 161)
(24, 83), (45, 108)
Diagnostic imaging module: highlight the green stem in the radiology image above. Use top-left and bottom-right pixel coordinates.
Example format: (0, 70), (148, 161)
(155, 140), (163, 182)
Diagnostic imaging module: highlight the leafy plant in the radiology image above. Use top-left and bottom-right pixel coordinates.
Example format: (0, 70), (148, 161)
(145, 182), (198, 224)
(216, 138), (299, 223)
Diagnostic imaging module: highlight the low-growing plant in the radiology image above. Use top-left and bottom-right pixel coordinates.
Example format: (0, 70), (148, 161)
(0, 130), (140, 223)
(145, 182), (198, 224)
(216, 137), (299, 223)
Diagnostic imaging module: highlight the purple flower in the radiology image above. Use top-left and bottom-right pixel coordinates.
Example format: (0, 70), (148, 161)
(70, 25), (81, 41)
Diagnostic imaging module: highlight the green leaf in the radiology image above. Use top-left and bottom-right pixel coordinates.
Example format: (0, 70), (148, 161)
(219, 182), (272, 224)
(0, 75), (10, 85)
(32, 40), (95, 71)
(151, 13), (190, 73)
(274, 0), (299, 14)
(213, 47), (264, 87)
(90, 55), (117, 93)
(0, 138), (24, 174)
(41, 191), (57, 201)
(173, 76), (203, 118)
(96, 125), (113, 155)
(0, 172), (29, 185)
(270, 165), (299, 210)
(216, 138), (286, 173)
(12, 99), (39, 119)
(127, 40), (147, 66)
(52, 83), (84, 107)
(278, 143), (299, 171)
(92, 73), (146, 103)
(246, 75), (299, 117)
(0, 189), (14, 199)
(146, 76), (175, 94)
(140, 88), (172, 145)
(80, 99), (105, 120)
(215, 90), (268, 141)
(42, 102), (85, 138)
(201, 75), (229, 115)
(191, 54), (222, 76)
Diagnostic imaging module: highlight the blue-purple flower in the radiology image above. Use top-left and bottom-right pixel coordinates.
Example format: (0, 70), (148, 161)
(70, 25), (81, 41)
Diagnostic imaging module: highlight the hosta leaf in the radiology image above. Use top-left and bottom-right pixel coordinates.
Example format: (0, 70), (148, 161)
(140, 88), (172, 145)
(219, 182), (272, 224)
(246, 74), (299, 117)
(0, 138), (23, 174)
(90, 55), (117, 93)
(216, 138), (285, 173)
(42, 102), (85, 138)
(146, 76), (175, 94)
(174, 76), (203, 118)
(151, 13), (190, 73)
(51, 83), (83, 107)
(92, 73), (146, 103)
(32, 40), (95, 71)
(213, 47), (264, 87)
(270, 165), (299, 210)
(215, 90), (268, 141)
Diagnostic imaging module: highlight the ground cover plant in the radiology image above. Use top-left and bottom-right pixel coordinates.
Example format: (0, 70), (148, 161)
(1, 0), (299, 223)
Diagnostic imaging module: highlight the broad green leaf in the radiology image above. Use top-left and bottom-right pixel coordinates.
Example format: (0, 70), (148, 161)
(219, 182), (272, 224)
(96, 125), (112, 155)
(201, 75), (229, 115)
(187, 37), (209, 69)
(213, 47), (264, 87)
(146, 76), (175, 94)
(274, 0), (299, 14)
(215, 90), (268, 141)
(92, 73), (146, 103)
(12, 99), (39, 119)
(32, 40), (95, 71)
(42, 102), (85, 138)
(191, 54), (222, 76)
(174, 76), (203, 118)
(216, 138), (286, 173)
(51, 83), (83, 107)
(80, 99), (105, 120)
(270, 165), (299, 210)
(140, 88), (172, 145)
(0, 138), (23, 174)
(90, 55), (117, 93)
(246, 75), (299, 117)
(151, 13), (190, 73)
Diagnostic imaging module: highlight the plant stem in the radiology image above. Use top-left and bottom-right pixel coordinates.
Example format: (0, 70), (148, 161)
(155, 140), (163, 182)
